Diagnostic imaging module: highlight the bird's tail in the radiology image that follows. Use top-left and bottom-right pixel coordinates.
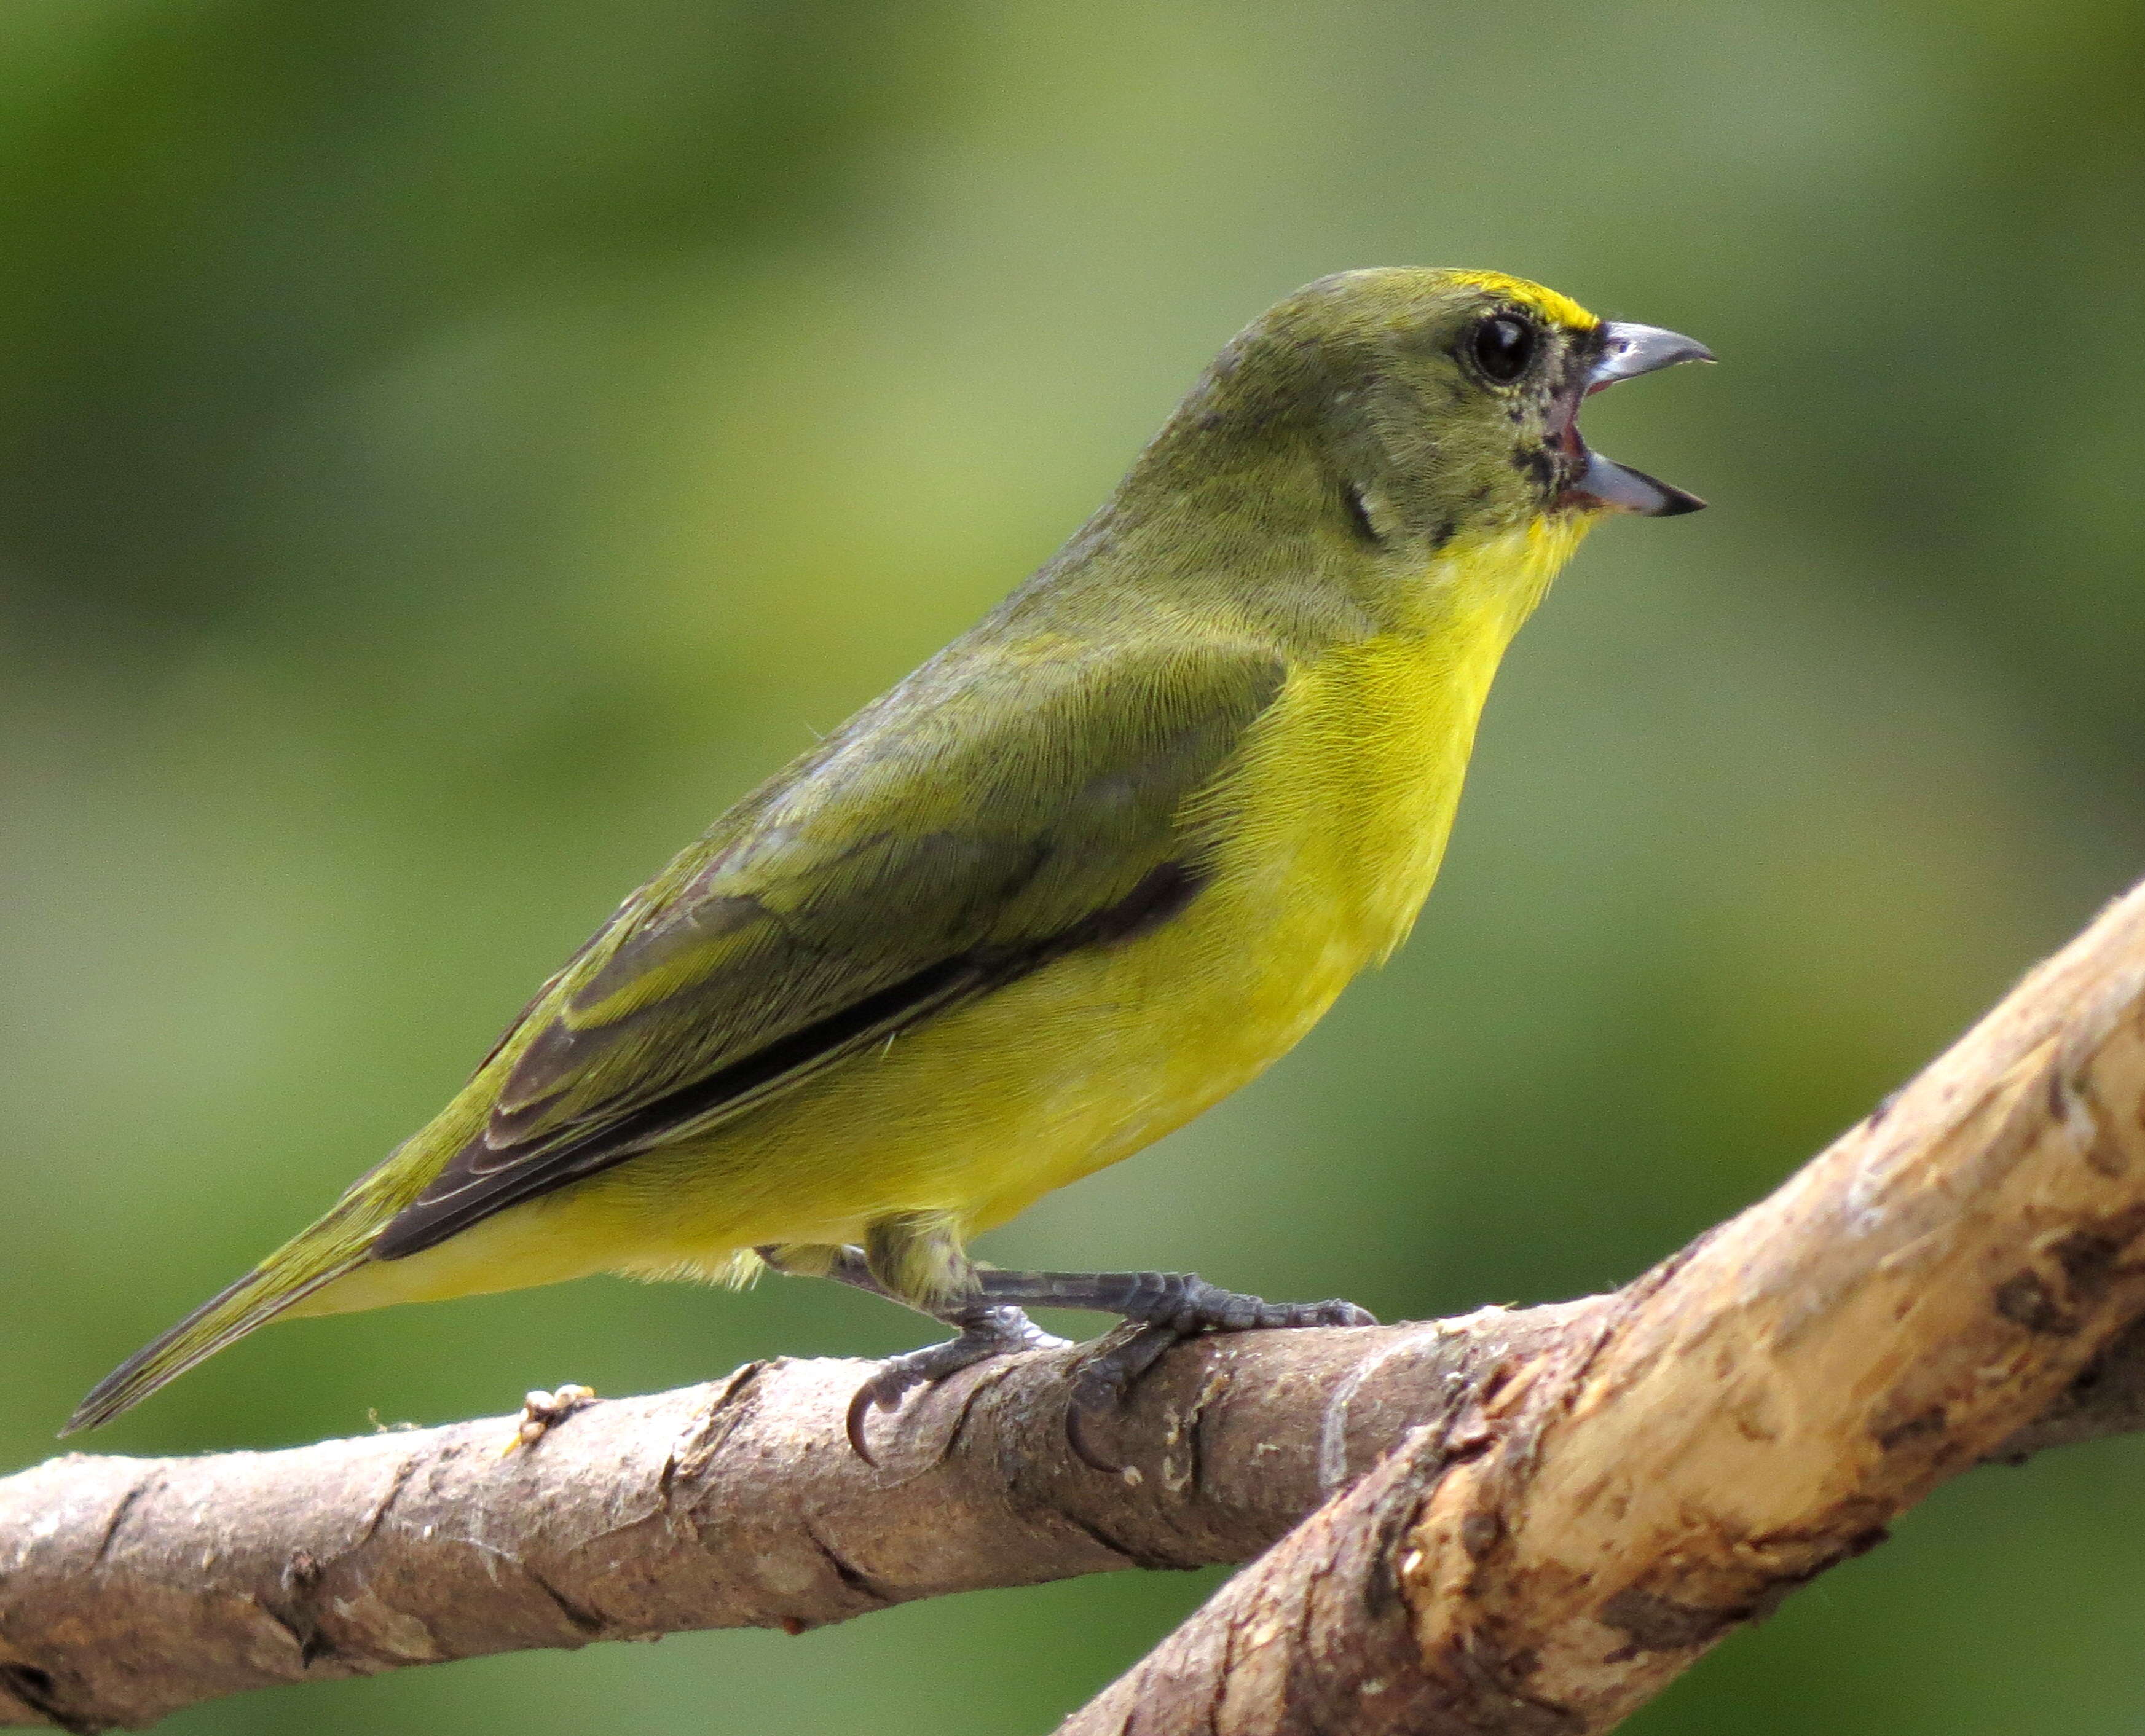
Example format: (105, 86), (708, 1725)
(63, 1202), (380, 1436)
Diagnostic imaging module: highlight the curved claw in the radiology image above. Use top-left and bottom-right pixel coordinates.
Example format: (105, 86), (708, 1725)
(844, 1373), (897, 1466)
(1299, 1299), (1379, 1329)
(1069, 1322), (1181, 1417)
(844, 1305), (1071, 1464)
(1060, 1287), (1378, 1471)
(1065, 1399), (1124, 1475)
(1065, 1323), (1183, 1472)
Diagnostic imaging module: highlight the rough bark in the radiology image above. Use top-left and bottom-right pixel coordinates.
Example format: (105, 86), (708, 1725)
(1061, 879), (2145, 1734)
(2, 879), (2143, 1734)
(0, 1316), (1567, 1731)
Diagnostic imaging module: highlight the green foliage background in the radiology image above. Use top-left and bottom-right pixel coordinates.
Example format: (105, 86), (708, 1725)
(4, 2), (2143, 1729)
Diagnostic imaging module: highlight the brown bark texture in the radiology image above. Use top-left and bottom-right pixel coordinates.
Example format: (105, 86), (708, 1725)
(1063, 879), (2145, 1734)
(1, 879), (2143, 1734)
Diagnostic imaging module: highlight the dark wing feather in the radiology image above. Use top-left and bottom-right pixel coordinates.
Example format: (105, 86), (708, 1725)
(371, 643), (1282, 1260)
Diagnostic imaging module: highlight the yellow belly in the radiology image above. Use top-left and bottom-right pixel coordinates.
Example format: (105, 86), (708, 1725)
(305, 523), (1580, 1315)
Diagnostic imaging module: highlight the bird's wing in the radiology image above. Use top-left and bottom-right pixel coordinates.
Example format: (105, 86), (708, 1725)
(371, 640), (1286, 1259)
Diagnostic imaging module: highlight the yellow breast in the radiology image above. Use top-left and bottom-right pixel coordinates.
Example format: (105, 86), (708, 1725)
(941, 514), (1590, 1222)
(1198, 516), (1585, 972)
(313, 518), (1589, 1308)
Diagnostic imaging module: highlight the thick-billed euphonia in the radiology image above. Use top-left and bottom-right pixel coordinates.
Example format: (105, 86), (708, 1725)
(69, 268), (1709, 1441)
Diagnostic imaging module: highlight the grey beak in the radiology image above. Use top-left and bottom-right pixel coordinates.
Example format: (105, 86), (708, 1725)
(1586, 322), (1715, 395)
(1568, 450), (1707, 516)
(1564, 320), (1713, 516)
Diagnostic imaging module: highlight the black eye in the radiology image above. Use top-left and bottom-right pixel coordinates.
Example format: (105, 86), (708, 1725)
(1470, 314), (1537, 384)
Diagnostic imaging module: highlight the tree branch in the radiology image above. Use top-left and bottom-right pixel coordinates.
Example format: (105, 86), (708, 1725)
(4, 878), (2144, 1734)
(1061, 878), (2145, 1734)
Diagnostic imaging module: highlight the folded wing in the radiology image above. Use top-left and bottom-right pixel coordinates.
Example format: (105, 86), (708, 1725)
(371, 642), (1285, 1259)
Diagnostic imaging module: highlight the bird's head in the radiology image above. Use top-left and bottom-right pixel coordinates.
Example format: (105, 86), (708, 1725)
(1149, 267), (1710, 573)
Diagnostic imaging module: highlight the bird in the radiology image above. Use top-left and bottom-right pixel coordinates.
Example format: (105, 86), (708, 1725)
(66, 267), (1710, 1444)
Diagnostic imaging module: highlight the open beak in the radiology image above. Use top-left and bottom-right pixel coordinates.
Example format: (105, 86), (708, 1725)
(1559, 321), (1713, 517)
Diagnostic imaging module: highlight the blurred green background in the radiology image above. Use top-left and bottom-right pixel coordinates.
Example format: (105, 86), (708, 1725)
(4, 0), (2143, 1730)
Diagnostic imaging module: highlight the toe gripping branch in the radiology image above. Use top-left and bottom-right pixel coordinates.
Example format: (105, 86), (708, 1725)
(843, 1304), (1069, 1459)
(838, 1261), (1377, 1466)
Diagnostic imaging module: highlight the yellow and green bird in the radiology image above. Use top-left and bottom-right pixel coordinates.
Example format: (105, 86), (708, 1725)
(68, 268), (1709, 1442)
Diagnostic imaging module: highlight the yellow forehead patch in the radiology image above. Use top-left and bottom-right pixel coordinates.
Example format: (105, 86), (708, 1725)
(1442, 270), (1599, 332)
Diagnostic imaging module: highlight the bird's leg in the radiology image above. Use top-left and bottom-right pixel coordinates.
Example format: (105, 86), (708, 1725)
(757, 1241), (907, 1302)
(970, 1268), (1376, 1416)
(760, 1241), (1371, 1459)
(756, 1241), (877, 1290)
(840, 1300), (1068, 1459)
(760, 1231), (1071, 1461)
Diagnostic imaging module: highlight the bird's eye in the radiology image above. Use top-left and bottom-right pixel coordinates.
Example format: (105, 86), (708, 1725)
(1469, 314), (1537, 384)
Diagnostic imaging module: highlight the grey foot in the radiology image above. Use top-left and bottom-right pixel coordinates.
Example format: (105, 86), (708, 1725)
(845, 1305), (1071, 1462)
(1036, 1275), (1374, 1467)
(976, 1267), (1375, 1338)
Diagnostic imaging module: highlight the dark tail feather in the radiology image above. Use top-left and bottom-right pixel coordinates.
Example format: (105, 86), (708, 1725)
(63, 1245), (367, 1436)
